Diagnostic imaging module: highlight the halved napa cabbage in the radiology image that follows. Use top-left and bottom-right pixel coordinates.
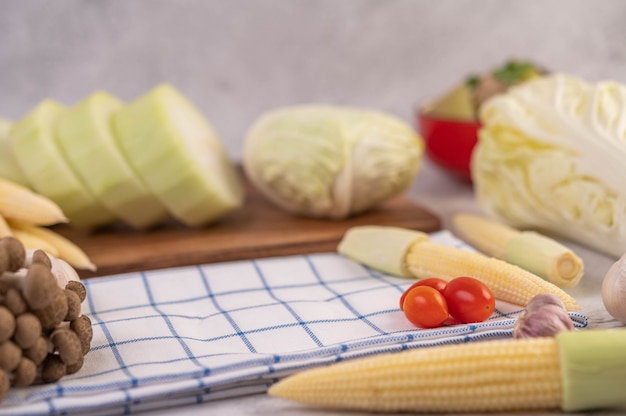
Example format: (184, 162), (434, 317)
(472, 74), (626, 258)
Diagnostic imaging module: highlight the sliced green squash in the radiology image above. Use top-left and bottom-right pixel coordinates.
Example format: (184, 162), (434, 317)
(0, 118), (29, 186)
(112, 84), (244, 226)
(10, 100), (115, 229)
(56, 92), (168, 229)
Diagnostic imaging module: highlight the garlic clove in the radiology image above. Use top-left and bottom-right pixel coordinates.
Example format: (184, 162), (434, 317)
(601, 253), (626, 324)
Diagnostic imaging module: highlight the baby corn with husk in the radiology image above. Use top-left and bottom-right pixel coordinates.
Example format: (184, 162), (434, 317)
(268, 329), (626, 413)
(453, 213), (584, 288)
(337, 225), (580, 311)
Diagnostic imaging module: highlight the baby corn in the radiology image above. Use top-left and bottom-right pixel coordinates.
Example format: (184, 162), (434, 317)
(269, 329), (626, 413)
(0, 177), (67, 225)
(9, 227), (59, 256)
(338, 226), (579, 311)
(8, 221), (96, 271)
(406, 238), (579, 311)
(453, 213), (584, 288)
(0, 215), (11, 237)
(270, 337), (561, 413)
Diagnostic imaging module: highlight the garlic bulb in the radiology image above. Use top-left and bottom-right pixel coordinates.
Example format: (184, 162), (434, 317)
(513, 293), (574, 339)
(601, 253), (626, 324)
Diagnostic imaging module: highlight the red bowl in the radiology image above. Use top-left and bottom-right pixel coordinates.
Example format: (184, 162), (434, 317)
(417, 111), (481, 181)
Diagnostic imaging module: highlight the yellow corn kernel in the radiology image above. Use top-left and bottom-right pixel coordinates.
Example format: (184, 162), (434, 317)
(269, 337), (561, 413)
(0, 177), (67, 226)
(453, 213), (584, 288)
(406, 239), (580, 311)
(9, 221), (95, 271)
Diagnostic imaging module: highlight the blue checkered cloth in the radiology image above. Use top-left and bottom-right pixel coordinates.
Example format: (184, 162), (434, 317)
(0, 231), (587, 415)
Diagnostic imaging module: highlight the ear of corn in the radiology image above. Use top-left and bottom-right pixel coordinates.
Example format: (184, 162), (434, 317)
(8, 221), (95, 271)
(269, 329), (626, 413)
(0, 177), (67, 226)
(269, 337), (562, 413)
(453, 213), (584, 288)
(406, 239), (580, 311)
(337, 226), (580, 311)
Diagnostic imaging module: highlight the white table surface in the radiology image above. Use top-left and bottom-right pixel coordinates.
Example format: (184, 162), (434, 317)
(142, 157), (624, 416)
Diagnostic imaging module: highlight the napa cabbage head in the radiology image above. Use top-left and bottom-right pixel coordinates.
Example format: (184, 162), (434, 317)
(472, 74), (626, 257)
(243, 105), (423, 219)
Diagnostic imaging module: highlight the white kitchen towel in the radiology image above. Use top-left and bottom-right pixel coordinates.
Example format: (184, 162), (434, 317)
(0, 231), (587, 415)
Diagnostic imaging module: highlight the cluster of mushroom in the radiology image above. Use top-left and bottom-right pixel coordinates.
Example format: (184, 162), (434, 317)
(0, 236), (92, 402)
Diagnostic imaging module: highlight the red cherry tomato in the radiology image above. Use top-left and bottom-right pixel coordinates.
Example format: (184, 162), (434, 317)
(443, 276), (495, 323)
(401, 286), (449, 328)
(399, 278), (448, 310)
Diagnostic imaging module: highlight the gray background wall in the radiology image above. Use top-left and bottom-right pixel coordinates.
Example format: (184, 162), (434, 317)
(1, 0), (625, 160)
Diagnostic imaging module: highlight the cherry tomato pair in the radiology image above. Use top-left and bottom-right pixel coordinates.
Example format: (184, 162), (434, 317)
(399, 276), (495, 328)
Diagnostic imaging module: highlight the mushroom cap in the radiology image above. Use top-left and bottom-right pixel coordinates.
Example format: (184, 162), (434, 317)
(0, 370), (9, 402)
(65, 281), (86, 303)
(65, 354), (84, 375)
(0, 248), (7, 274)
(4, 287), (27, 316)
(33, 289), (68, 330)
(12, 357), (37, 387)
(70, 315), (93, 355)
(0, 341), (22, 372)
(31, 249), (52, 269)
(50, 329), (82, 366)
(41, 355), (66, 383)
(23, 263), (58, 310)
(0, 307), (16, 343)
(23, 336), (48, 366)
(63, 289), (82, 321)
(0, 237), (25, 272)
(13, 313), (42, 350)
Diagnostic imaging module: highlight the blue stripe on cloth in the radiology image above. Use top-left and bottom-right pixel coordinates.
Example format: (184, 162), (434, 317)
(84, 282), (139, 389)
(198, 265), (257, 354)
(0, 231), (588, 415)
(251, 259), (324, 348)
(305, 255), (387, 335)
(140, 272), (211, 377)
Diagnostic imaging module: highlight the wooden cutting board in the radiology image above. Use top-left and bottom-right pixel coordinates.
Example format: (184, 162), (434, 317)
(54, 179), (440, 279)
